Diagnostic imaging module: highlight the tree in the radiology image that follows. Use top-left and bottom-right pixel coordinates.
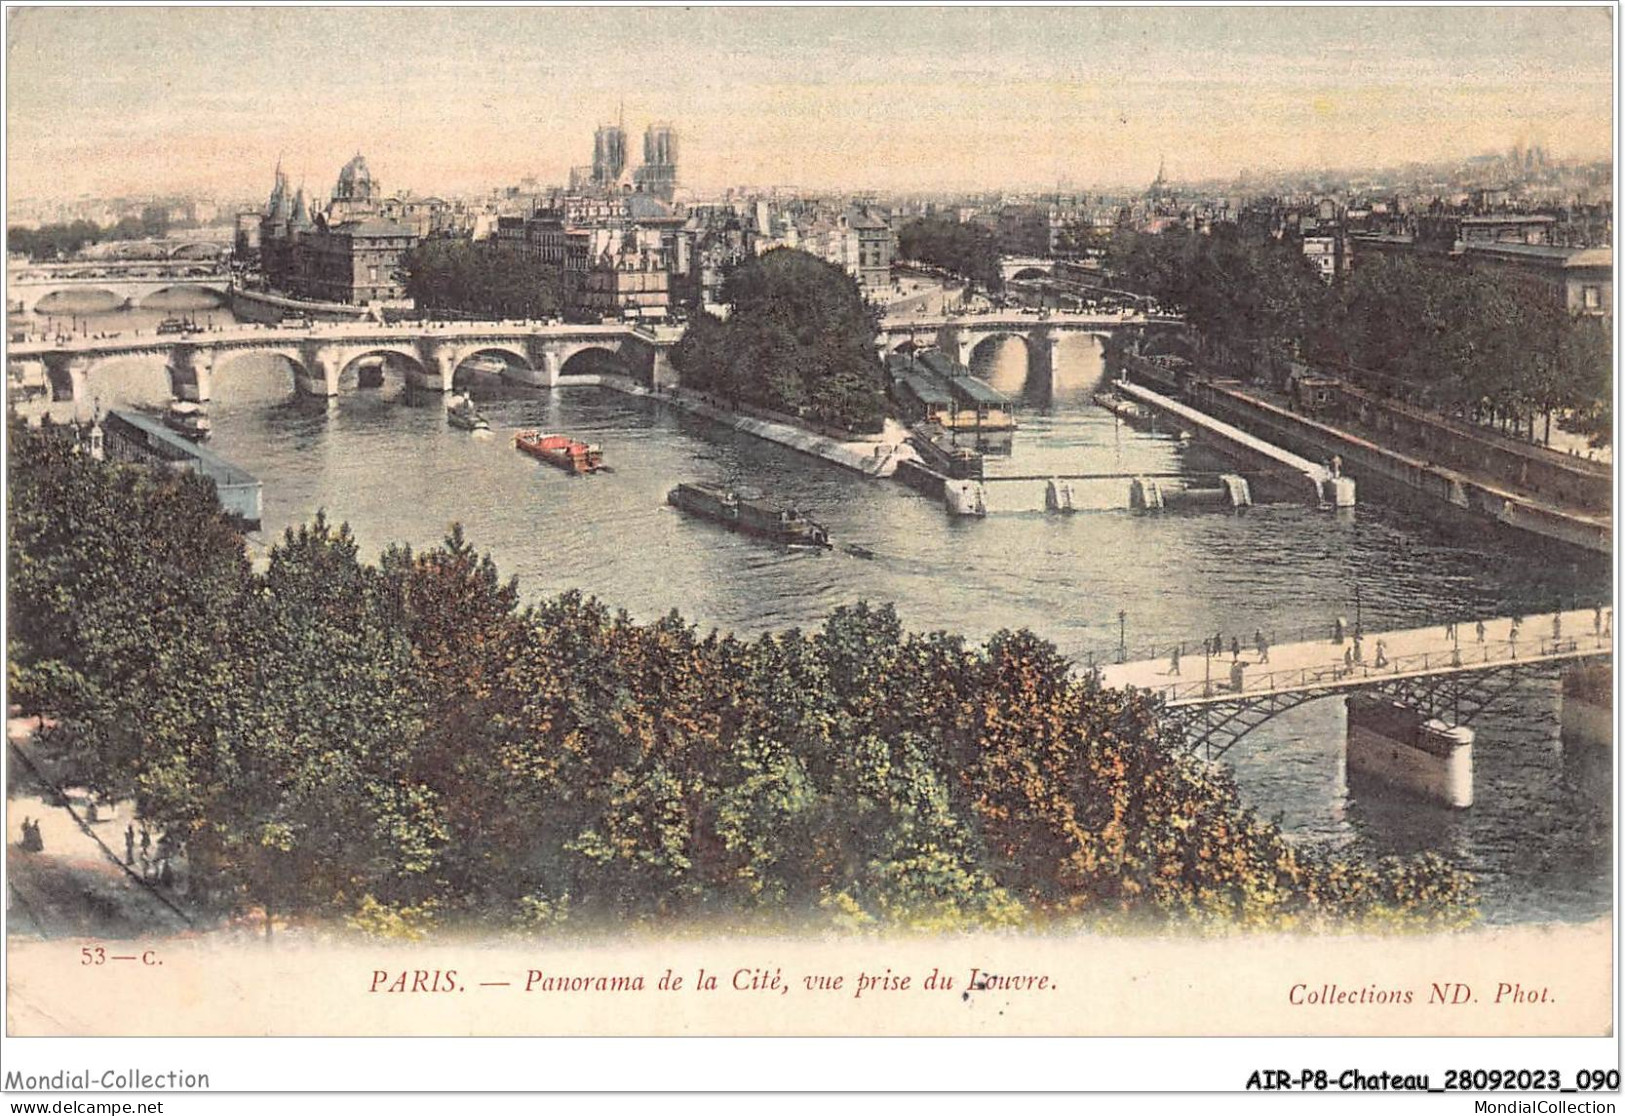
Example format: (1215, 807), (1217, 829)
(401, 239), (563, 320)
(897, 217), (1002, 291)
(671, 249), (888, 433)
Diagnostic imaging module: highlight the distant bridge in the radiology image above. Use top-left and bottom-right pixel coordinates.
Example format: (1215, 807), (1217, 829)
(878, 309), (1184, 393)
(999, 256), (1057, 282)
(9, 259), (232, 314)
(7, 320), (683, 404)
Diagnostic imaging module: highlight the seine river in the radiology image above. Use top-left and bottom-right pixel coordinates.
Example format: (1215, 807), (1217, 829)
(47, 299), (1614, 925)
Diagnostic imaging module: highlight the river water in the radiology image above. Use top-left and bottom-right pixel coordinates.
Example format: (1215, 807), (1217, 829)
(40, 301), (1615, 925)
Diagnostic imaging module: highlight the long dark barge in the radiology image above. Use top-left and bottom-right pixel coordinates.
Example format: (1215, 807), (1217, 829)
(667, 482), (831, 548)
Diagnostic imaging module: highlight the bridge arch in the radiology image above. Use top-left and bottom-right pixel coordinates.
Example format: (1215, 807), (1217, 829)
(213, 347), (310, 402)
(138, 284), (229, 311)
(78, 352), (176, 408)
(168, 242), (227, 260)
(34, 288), (125, 316)
(558, 343), (631, 379)
(334, 346), (430, 391)
(1010, 267), (1051, 282)
(447, 343), (535, 379)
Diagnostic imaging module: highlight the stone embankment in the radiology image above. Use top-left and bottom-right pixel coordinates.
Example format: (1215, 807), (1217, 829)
(595, 377), (913, 479)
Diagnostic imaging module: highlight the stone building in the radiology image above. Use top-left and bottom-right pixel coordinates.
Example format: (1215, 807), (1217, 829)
(256, 156), (419, 305)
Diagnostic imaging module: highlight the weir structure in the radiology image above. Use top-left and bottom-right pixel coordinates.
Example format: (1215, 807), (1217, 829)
(1114, 379), (1355, 508)
(1098, 609), (1612, 808)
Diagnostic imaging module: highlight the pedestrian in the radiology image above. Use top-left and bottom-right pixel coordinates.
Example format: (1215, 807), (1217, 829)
(1594, 605), (1603, 636)
(1169, 645), (1181, 676)
(1254, 629), (1269, 663)
(124, 823), (135, 866)
(1353, 635), (1363, 664)
(1445, 619), (1456, 641)
(1475, 619), (1486, 643)
(1333, 616), (1346, 644)
(1342, 646), (1354, 675)
(1230, 636), (1240, 662)
(1374, 639), (1389, 669)
(1552, 613), (1562, 642)
(1214, 632), (1223, 660)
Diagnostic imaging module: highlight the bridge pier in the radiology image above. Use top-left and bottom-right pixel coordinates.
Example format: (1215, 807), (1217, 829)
(1559, 662), (1611, 751)
(296, 346), (339, 397)
(167, 347), (214, 403)
(41, 353), (89, 403)
(1345, 694), (1474, 809)
(1027, 328), (1057, 396)
(417, 343), (457, 394)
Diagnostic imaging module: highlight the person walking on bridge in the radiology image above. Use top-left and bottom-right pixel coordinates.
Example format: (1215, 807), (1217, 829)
(1254, 629), (1269, 663)
(1475, 619), (1486, 643)
(1230, 636), (1240, 663)
(1169, 645), (1181, 676)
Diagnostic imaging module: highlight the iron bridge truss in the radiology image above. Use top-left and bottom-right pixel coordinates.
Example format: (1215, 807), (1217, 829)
(1160, 652), (1609, 761)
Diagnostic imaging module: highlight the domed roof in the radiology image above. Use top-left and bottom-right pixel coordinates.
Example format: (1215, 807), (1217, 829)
(335, 153), (377, 200)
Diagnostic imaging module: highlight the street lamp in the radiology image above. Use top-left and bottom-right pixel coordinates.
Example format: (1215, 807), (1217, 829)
(1354, 581), (1363, 640)
(1117, 610), (1127, 664)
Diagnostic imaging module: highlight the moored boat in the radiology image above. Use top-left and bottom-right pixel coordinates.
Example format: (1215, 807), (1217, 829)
(514, 429), (603, 474)
(667, 482), (831, 548)
(164, 399), (211, 440)
(446, 393), (490, 432)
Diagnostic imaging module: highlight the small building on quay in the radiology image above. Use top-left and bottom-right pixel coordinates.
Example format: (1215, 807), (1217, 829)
(887, 349), (1016, 432)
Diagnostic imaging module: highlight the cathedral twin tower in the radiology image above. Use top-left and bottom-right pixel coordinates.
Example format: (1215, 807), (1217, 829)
(588, 120), (678, 200)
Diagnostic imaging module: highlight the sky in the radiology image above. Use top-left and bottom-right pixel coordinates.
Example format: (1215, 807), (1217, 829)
(4, 5), (1616, 203)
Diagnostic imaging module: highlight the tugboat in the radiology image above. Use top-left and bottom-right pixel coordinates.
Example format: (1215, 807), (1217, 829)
(514, 430), (603, 474)
(667, 482), (831, 549)
(445, 392), (490, 432)
(163, 399), (211, 440)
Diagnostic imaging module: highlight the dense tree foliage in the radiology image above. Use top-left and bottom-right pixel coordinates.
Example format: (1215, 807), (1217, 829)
(896, 217), (1002, 291)
(8, 427), (1475, 935)
(1109, 226), (1612, 445)
(401, 239), (564, 320)
(671, 248), (888, 434)
(9, 212), (171, 260)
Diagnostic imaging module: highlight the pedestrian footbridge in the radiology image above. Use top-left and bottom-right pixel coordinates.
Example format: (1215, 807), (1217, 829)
(1098, 608), (1613, 808)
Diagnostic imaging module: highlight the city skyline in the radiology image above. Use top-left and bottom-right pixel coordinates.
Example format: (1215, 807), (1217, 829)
(5, 6), (1616, 204)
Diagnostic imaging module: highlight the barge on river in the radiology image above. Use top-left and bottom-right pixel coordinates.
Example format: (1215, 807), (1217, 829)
(667, 482), (831, 548)
(515, 430), (603, 474)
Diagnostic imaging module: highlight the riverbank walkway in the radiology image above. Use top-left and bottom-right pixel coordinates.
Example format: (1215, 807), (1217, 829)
(6, 717), (193, 941)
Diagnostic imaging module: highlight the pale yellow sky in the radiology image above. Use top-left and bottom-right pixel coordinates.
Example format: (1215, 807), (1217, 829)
(5, 6), (1615, 202)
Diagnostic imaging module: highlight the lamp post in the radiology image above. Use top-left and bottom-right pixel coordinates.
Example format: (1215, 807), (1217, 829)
(1354, 581), (1363, 640)
(1117, 610), (1127, 664)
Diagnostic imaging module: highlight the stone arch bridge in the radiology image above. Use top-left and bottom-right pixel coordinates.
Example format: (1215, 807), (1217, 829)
(877, 311), (1182, 392)
(9, 276), (232, 316)
(9, 321), (681, 405)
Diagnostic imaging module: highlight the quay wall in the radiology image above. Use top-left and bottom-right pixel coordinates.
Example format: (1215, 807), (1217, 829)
(1326, 380), (1611, 513)
(1183, 380), (1611, 558)
(229, 286), (372, 325)
(594, 378), (908, 479)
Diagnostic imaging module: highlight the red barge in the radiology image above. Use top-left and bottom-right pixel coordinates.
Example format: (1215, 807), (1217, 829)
(514, 430), (604, 474)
